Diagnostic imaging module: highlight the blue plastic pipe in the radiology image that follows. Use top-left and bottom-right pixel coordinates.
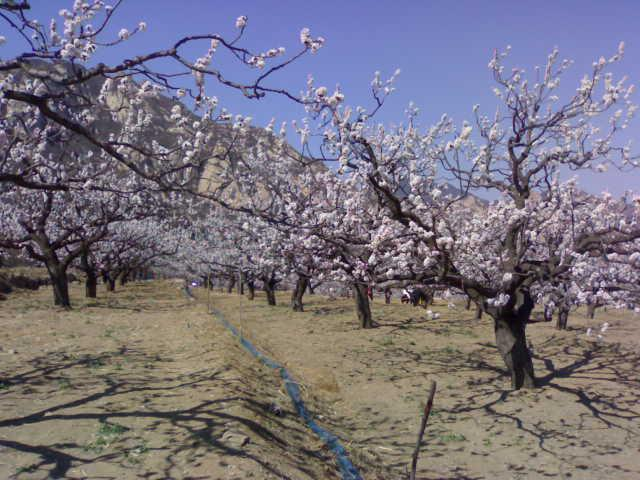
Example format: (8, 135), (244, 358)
(212, 308), (363, 480)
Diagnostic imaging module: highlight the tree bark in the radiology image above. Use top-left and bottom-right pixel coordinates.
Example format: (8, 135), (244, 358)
(46, 261), (71, 308)
(587, 303), (597, 319)
(353, 283), (373, 328)
(475, 303), (483, 320)
(263, 276), (277, 306)
(226, 277), (236, 294)
(489, 290), (536, 389)
(80, 249), (97, 298)
(85, 270), (97, 298)
(556, 307), (569, 330)
(247, 280), (255, 300)
(106, 276), (116, 292)
(384, 287), (392, 304)
(465, 296), (472, 310)
(291, 274), (309, 312)
(238, 271), (244, 295)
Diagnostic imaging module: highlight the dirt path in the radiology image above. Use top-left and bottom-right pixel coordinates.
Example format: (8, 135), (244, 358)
(0, 282), (348, 480)
(210, 291), (640, 480)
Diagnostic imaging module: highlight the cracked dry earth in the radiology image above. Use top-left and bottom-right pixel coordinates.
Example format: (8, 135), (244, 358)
(0, 281), (355, 480)
(210, 291), (640, 480)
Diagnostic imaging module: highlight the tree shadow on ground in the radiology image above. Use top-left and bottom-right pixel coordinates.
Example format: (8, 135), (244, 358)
(333, 316), (640, 479)
(0, 348), (342, 480)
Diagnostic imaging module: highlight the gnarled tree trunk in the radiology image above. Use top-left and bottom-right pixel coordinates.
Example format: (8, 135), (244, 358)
(488, 290), (536, 390)
(475, 303), (483, 320)
(291, 274), (309, 312)
(465, 296), (472, 310)
(353, 283), (373, 328)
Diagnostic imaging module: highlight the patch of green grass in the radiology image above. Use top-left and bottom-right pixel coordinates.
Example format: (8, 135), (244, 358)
(103, 327), (116, 339)
(441, 345), (462, 355)
(84, 421), (128, 453)
(57, 377), (72, 390)
(87, 357), (106, 369)
(15, 464), (38, 474)
(438, 432), (466, 443)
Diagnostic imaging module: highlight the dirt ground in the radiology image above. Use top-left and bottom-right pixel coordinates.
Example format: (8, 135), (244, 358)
(209, 290), (640, 480)
(2, 281), (639, 480)
(0, 281), (363, 480)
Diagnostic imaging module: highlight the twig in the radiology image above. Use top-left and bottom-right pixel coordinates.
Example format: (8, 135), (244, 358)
(410, 380), (437, 480)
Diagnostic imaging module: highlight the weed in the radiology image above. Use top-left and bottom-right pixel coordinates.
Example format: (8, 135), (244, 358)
(125, 440), (149, 464)
(103, 327), (116, 339)
(84, 421), (128, 453)
(439, 432), (466, 443)
(87, 357), (106, 369)
(57, 377), (72, 390)
(15, 464), (38, 474)
(441, 345), (462, 355)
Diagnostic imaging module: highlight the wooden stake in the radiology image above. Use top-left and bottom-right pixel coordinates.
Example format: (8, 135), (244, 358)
(410, 380), (437, 480)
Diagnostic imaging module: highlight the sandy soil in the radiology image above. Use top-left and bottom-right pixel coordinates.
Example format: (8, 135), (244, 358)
(209, 290), (640, 480)
(0, 281), (353, 480)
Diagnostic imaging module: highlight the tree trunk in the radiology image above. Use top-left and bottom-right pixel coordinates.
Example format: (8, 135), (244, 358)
(247, 280), (255, 300)
(45, 261), (70, 308)
(291, 275), (309, 312)
(238, 271), (244, 295)
(119, 271), (128, 286)
(489, 290), (536, 390)
(263, 278), (276, 306)
(494, 314), (536, 389)
(587, 303), (597, 319)
(85, 270), (97, 298)
(465, 296), (472, 310)
(107, 276), (116, 292)
(556, 307), (569, 330)
(353, 283), (373, 328)
(384, 287), (392, 304)
(544, 304), (553, 322)
(80, 249), (97, 298)
(475, 304), (483, 320)
(226, 277), (236, 294)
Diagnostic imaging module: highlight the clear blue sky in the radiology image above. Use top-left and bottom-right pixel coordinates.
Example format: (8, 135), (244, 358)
(4, 1), (640, 195)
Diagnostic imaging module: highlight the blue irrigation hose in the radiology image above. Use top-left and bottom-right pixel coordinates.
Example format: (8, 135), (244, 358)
(212, 308), (363, 480)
